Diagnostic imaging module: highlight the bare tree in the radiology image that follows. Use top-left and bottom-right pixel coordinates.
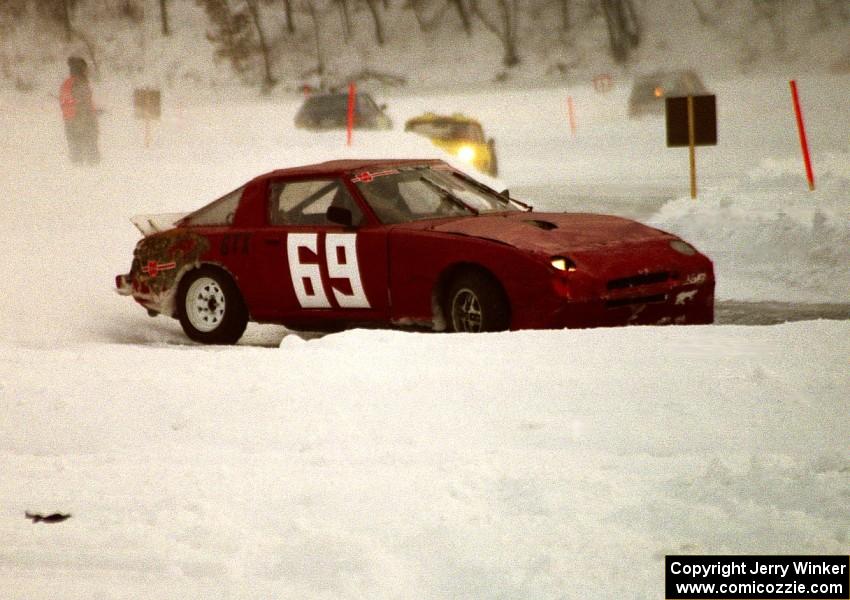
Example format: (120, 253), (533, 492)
(281, 0), (295, 33)
(306, 0), (326, 77)
(30, 0), (76, 40)
(559, 0), (570, 31)
(751, 0), (786, 52)
(245, 0), (276, 89)
(690, 0), (715, 26)
(364, 0), (386, 45)
(470, 0), (520, 67)
(336, 0), (352, 40)
(813, 0), (849, 23)
(410, 0), (450, 33)
(159, 0), (171, 35)
(450, 0), (472, 34)
(33, 0), (77, 40)
(60, 0), (73, 40)
(198, 0), (275, 89)
(600, 0), (640, 63)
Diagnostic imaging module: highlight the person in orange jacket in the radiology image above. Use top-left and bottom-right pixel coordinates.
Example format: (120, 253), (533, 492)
(60, 56), (100, 164)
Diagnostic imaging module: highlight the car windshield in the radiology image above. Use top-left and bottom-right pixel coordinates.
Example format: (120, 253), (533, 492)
(353, 166), (521, 224)
(300, 94), (379, 118)
(408, 120), (485, 143)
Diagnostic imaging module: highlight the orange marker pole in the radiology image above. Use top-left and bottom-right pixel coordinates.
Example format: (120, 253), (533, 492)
(346, 81), (356, 147)
(567, 96), (576, 136)
(789, 80), (815, 191)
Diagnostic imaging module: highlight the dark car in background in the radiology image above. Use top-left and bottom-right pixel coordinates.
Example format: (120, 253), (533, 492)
(628, 69), (709, 118)
(294, 92), (393, 130)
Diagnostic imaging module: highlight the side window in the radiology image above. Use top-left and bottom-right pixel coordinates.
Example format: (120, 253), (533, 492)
(268, 179), (363, 226)
(183, 185), (244, 226)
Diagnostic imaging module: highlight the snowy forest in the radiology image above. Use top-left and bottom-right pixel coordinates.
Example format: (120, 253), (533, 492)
(1, 0), (849, 92)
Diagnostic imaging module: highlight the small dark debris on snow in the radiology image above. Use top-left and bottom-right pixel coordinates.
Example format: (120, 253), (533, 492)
(25, 511), (71, 523)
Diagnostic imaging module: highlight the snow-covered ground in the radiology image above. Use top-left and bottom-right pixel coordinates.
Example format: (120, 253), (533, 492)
(3, 324), (848, 598)
(1, 71), (848, 598)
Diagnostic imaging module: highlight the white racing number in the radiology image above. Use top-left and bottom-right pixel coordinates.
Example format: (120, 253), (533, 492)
(287, 233), (330, 308)
(325, 234), (370, 308)
(286, 233), (371, 309)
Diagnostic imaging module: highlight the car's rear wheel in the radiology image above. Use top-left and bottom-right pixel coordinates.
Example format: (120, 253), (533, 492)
(445, 271), (510, 333)
(177, 266), (248, 344)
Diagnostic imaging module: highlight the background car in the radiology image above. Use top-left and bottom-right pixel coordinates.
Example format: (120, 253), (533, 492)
(116, 159), (714, 344)
(294, 92), (393, 130)
(405, 113), (498, 176)
(628, 69), (709, 118)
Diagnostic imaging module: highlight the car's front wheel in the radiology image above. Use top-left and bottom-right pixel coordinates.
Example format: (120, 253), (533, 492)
(445, 271), (510, 333)
(177, 267), (248, 344)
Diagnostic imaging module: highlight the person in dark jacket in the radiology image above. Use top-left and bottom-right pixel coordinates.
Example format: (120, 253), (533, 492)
(60, 56), (100, 164)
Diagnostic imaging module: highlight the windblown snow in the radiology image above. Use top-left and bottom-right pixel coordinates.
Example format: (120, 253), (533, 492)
(1, 64), (848, 598)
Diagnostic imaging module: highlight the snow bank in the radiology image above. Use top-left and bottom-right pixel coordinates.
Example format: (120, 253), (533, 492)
(648, 160), (850, 302)
(1, 322), (848, 598)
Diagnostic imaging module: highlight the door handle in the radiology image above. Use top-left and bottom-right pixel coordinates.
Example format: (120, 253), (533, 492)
(264, 238), (281, 246)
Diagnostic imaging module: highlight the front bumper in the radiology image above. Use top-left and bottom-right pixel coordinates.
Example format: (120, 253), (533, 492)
(513, 266), (715, 330)
(548, 281), (715, 328)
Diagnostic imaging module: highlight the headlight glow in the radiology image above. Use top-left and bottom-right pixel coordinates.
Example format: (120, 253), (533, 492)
(670, 240), (696, 256)
(457, 145), (476, 162)
(551, 257), (577, 272)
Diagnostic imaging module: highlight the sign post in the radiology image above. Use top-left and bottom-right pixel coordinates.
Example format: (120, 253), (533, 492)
(666, 94), (717, 199)
(687, 96), (696, 198)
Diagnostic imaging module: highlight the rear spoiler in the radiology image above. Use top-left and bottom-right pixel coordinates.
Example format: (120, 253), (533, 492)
(130, 212), (188, 236)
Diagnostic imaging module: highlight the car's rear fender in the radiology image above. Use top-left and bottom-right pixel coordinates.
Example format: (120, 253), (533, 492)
(128, 257), (243, 320)
(170, 262), (247, 318)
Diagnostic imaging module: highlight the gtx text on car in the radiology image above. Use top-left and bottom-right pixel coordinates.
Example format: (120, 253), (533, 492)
(116, 160), (715, 344)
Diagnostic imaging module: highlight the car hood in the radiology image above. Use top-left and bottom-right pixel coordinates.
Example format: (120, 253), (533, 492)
(427, 212), (675, 254)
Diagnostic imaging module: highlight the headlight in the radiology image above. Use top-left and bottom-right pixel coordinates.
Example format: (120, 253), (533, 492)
(457, 145), (476, 162)
(670, 240), (696, 256)
(551, 256), (577, 272)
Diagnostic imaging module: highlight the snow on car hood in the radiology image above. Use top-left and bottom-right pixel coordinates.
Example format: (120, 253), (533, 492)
(429, 212), (674, 254)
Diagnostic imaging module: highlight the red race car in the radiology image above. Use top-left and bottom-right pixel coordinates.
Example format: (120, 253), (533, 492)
(116, 159), (714, 344)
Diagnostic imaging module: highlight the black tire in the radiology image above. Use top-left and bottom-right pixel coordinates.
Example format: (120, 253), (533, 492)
(444, 271), (510, 333)
(177, 266), (248, 344)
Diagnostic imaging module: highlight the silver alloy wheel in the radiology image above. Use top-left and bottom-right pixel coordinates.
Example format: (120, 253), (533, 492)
(451, 288), (483, 332)
(185, 276), (226, 333)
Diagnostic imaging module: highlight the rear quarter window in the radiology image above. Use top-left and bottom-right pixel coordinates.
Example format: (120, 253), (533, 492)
(183, 186), (244, 226)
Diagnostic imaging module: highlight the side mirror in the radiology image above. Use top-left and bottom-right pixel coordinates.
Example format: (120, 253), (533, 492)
(380, 103), (387, 111)
(500, 189), (510, 198)
(327, 205), (353, 227)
